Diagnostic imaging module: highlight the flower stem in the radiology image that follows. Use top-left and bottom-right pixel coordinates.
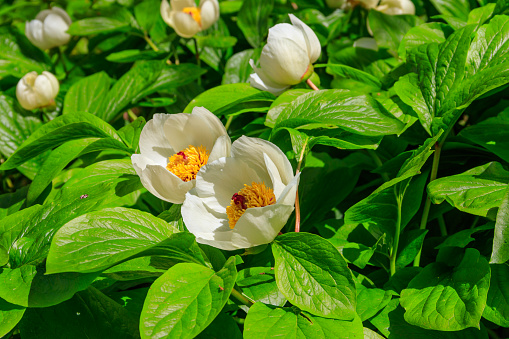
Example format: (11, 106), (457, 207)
(368, 149), (390, 182)
(127, 109), (137, 122)
(224, 115), (234, 131)
(144, 35), (159, 52)
(413, 142), (442, 267)
(306, 78), (319, 91)
(295, 137), (309, 233)
(390, 193), (403, 276)
(193, 37), (202, 87)
(230, 287), (254, 306)
(438, 215), (448, 236)
(56, 47), (68, 75)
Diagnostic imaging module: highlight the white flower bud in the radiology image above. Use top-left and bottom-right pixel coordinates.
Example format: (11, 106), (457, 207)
(249, 14), (321, 96)
(16, 71), (59, 110)
(376, 0), (415, 15)
(160, 0), (220, 38)
(25, 7), (72, 50)
(325, 0), (348, 9)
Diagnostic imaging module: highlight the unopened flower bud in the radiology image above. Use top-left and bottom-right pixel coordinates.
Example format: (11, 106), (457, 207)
(376, 0), (415, 15)
(16, 71), (59, 110)
(25, 7), (72, 50)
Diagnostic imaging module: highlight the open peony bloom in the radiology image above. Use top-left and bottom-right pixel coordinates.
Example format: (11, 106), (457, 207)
(160, 0), (220, 38)
(182, 136), (300, 251)
(376, 0), (415, 15)
(131, 107), (231, 204)
(249, 14), (321, 96)
(25, 7), (72, 50)
(16, 71), (59, 110)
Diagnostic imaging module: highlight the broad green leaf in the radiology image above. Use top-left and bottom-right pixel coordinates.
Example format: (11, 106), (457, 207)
(134, 0), (160, 32)
(436, 223), (493, 249)
(460, 106), (509, 163)
(483, 264), (509, 327)
(63, 72), (111, 115)
(0, 265), (36, 307)
(428, 162), (509, 218)
(100, 60), (164, 122)
(0, 186), (28, 220)
(0, 93), (45, 179)
(46, 207), (179, 274)
(237, 0), (274, 48)
(0, 112), (125, 171)
(132, 63), (206, 102)
(323, 64), (382, 90)
(363, 327), (385, 339)
(491, 186), (509, 263)
(400, 249), (490, 331)
(19, 287), (139, 339)
(274, 89), (405, 137)
(395, 229), (428, 269)
(237, 267), (286, 307)
(467, 3), (497, 27)
(0, 298), (25, 338)
(67, 17), (130, 36)
(244, 303), (363, 339)
(367, 11), (418, 53)
(272, 232), (356, 320)
(222, 49), (256, 85)
(117, 116), (145, 150)
(140, 258), (237, 339)
(356, 284), (393, 321)
(430, 0), (470, 21)
(266, 89), (310, 128)
(196, 312), (242, 339)
(196, 35), (237, 49)
(398, 22), (453, 59)
(184, 83), (275, 116)
(394, 73), (432, 135)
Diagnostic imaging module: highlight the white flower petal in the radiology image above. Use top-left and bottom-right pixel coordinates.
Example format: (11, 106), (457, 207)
(209, 134), (231, 163)
(26, 20), (51, 50)
(163, 108), (227, 154)
(231, 136), (294, 186)
(231, 203), (294, 248)
(200, 0), (219, 30)
(276, 172), (300, 206)
(138, 162), (193, 204)
(249, 60), (290, 95)
(49, 7), (72, 26)
(42, 13), (70, 48)
(170, 0), (196, 11)
(288, 14), (321, 63)
(169, 11), (201, 38)
(139, 113), (174, 166)
(33, 74), (55, 105)
(160, 0), (172, 23)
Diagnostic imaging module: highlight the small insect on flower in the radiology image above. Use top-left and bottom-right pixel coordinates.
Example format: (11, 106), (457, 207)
(80, 194), (88, 199)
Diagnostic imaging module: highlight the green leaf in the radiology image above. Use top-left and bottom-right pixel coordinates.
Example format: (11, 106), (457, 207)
(46, 207), (179, 274)
(100, 60), (164, 122)
(134, 0), (159, 32)
(428, 162), (509, 218)
(19, 287), (139, 339)
(196, 312), (242, 339)
(237, 0), (274, 48)
(323, 64), (382, 90)
(0, 265), (36, 307)
(266, 89), (310, 128)
(467, 3), (496, 27)
(367, 11), (418, 53)
(272, 232), (356, 320)
(184, 83), (275, 116)
(0, 94), (45, 179)
(483, 263), (509, 327)
(63, 72), (111, 115)
(398, 22), (453, 59)
(436, 223), (493, 249)
(106, 49), (167, 63)
(430, 0), (470, 21)
(394, 73), (432, 135)
(0, 112), (125, 171)
(274, 89), (405, 137)
(0, 298), (25, 338)
(400, 249), (490, 331)
(117, 116), (145, 150)
(491, 186), (509, 263)
(222, 49), (256, 85)
(67, 17), (130, 36)
(244, 303), (363, 339)
(460, 103), (509, 163)
(236, 267), (286, 306)
(140, 258), (237, 339)
(356, 284), (393, 321)
(196, 35), (237, 49)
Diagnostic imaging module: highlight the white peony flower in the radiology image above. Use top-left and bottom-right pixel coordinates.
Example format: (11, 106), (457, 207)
(249, 14), (321, 96)
(376, 0), (415, 15)
(16, 71), (59, 110)
(160, 0), (220, 38)
(182, 136), (300, 251)
(358, 0), (380, 9)
(131, 107), (231, 204)
(325, 0), (348, 9)
(25, 7), (72, 50)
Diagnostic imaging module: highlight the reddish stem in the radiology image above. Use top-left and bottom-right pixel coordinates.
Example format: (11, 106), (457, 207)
(306, 78), (319, 91)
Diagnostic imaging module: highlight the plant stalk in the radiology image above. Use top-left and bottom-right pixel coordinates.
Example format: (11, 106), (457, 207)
(306, 78), (319, 91)
(193, 37), (202, 86)
(230, 288), (254, 306)
(224, 115), (234, 131)
(390, 194), (402, 276)
(144, 35), (159, 52)
(295, 138), (309, 233)
(413, 142), (442, 267)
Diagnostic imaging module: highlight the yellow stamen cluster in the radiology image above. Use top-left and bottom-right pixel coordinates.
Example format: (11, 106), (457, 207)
(166, 145), (209, 182)
(182, 7), (202, 26)
(226, 182), (276, 229)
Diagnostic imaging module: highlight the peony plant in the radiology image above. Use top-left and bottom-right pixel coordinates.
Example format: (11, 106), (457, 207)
(16, 71), (59, 110)
(25, 7), (72, 50)
(160, 0), (220, 38)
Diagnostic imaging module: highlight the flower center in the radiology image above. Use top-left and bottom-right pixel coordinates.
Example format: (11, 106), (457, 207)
(226, 182), (276, 229)
(182, 7), (202, 26)
(166, 145), (209, 182)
